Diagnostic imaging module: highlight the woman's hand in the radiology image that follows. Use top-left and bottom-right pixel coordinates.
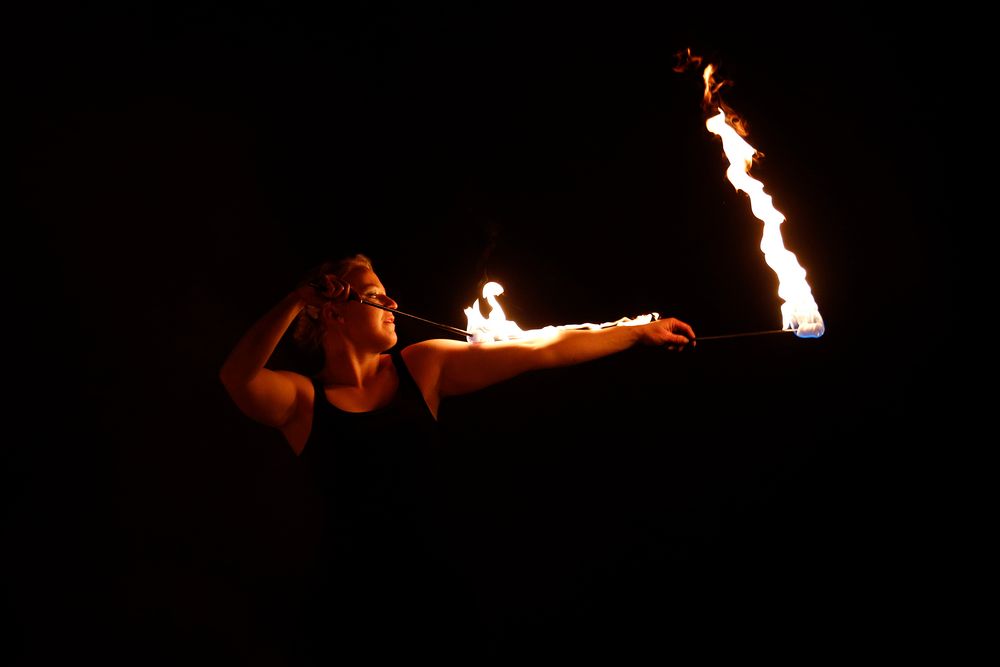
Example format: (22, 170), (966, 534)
(637, 317), (696, 351)
(294, 275), (354, 321)
(298, 274), (353, 305)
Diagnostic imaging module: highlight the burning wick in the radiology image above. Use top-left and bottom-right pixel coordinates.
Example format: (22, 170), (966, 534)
(682, 50), (825, 339)
(705, 104), (824, 339)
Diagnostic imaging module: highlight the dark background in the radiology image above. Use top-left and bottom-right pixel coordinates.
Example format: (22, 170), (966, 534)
(9, 4), (957, 664)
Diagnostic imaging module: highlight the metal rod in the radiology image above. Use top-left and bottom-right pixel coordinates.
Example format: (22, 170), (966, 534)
(311, 279), (797, 342)
(355, 297), (474, 338)
(694, 328), (795, 341)
(307, 280), (472, 337)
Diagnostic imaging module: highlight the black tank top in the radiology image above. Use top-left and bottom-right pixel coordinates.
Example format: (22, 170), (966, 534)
(295, 349), (463, 660)
(299, 348), (443, 556)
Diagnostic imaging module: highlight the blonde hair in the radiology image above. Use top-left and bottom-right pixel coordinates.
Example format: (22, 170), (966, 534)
(292, 253), (373, 352)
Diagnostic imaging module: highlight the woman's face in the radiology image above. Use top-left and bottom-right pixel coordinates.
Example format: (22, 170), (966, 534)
(340, 266), (398, 351)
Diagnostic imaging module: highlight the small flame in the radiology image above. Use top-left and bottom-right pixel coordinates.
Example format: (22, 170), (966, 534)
(694, 56), (824, 338)
(464, 282), (529, 342)
(464, 281), (658, 343)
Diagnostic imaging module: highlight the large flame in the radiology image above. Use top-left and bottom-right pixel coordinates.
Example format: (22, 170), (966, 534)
(464, 281), (658, 343)
(463, 53), (824, 343)
(701, 62), (824, 338)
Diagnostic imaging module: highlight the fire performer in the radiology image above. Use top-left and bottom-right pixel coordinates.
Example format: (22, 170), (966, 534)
(219, 252), (695, 662)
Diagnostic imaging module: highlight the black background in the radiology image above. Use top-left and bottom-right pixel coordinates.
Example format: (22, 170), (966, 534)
(9, 4), (958, 664)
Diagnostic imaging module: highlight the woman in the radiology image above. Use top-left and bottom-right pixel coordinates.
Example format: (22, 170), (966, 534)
(219, 253), (695, 662)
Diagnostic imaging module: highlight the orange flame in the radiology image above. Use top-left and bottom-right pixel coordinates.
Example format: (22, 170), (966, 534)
(686, 51), (824, 337)
(464, 51), (823, 342)
(464, 281), (658, 343)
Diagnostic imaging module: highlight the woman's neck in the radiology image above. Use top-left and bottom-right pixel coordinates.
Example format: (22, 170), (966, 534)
(320, 351), (388, 388)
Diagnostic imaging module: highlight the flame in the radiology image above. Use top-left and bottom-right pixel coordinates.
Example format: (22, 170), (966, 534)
(700, 61), (824, 338)
(463, 52), (824, 343)
(464, 281), (658, 343)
